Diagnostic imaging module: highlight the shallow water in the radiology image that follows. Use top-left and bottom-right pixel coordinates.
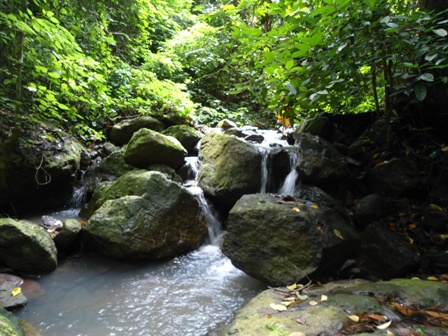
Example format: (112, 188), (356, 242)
(16, 245), (265, 336)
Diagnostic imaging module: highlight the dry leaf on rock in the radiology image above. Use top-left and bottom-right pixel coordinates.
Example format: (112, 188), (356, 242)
(270, 303), (287, 311)
(377, 320), (392, 329)
(348, 315), (360, 322)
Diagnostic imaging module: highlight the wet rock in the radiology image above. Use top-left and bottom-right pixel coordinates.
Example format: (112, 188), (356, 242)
(0, 307), (24, 335)
(297, 133), (349, 186)
(109, 116), (165, 146)
(0, 133), (84, 215)
(0, 218), (57, 274)
(216, 119), (237, 129)
(147, 164), (183, 184)
(124, 128), (187, 170)
(352, 194), (396, 229)
(357, 221), (418, 280)
(97, 148), (136, 178)
(222, 193), (358, 286)
(294, 116), (338, 142)
(53, 218), (82, 253)
(198, 132), (262, 212)
(367, 157), (422, 196)
(244, 134), (264, 144)
(221, 279), (448, 336)
(83, 172), (207, 260)
(418, 207), (448, 233)
(0, 274), (26, 310)
(162, 125), (202, 155)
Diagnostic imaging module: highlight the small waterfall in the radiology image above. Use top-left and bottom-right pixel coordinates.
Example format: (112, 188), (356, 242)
(278, 151), (299, 196)
(188, 186), (223, 245)
(258, 147), (271, 194)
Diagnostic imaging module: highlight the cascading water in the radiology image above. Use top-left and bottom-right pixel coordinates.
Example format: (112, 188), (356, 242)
(17, 153), (265, 336)
(258, 146), (271, 194)
(278, 150), (300, 196)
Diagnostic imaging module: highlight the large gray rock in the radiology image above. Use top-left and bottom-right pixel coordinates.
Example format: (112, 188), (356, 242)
(352, 194), (396, 229)
(162, 125), (202, 154)
(109, 116), (165, 146)
(294, 115), (338, 142)
(357, 221), (419, 279)
(367, 157), (422, 196)
(0, 133), (84, 215)
(222, 194), (358, 286)
(98, 148), (136, 178)
(297, 133), (349, 186)
(83, 171), (208, 260)
(0, 218), (57, 273)
(124, 128), (187, 170)
(197, 132), (262, 211)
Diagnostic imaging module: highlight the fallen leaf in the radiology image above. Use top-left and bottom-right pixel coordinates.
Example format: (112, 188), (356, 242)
(320, 295), (328, 302)
(373, 153), (381, 159)
(296, 294), (308, 301)
(408, 223), (417, 230)
(348, 315), (360, 322)
(408, 237), (414, 245)
(287, 283), (297, 290)
(267, 313), (273, 318)
(429, 204), (444, 212)
(375, 161), (386, 167)
(441, 145), (448, 152)
(288, 333), (306, 336)
(367, 313), (388, 322)
(270, 303), (288, 311)
(391, 302), (414, 317)
(295, 316), (307, 324)
(11, 287), (21, 297)
(317, 223), (324, 234)
(282, 301), (294, 307)
(309, 301), (318, 306)
(377, 320), (392, 329)
(386, 331), (394, 336)
(411, 277), (421, 280)
(310, 204), (319, 209)
(334, 229), (344, 239)
(427, 276), (439, 281)
(292, 207), (301, 212)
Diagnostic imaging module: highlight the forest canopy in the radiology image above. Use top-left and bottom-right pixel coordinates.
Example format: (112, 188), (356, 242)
(0, 0), (447, 142)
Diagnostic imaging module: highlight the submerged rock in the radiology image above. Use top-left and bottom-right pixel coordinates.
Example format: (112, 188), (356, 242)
(0, 218), (57, 274)
(83, 171), (208, 260)
(222, 194), (358, 286)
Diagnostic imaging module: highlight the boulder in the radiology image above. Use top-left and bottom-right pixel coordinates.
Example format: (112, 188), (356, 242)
(294, 115), (338, 142)
(222, 194), (359, 286)
(0, 307), (24, 336)
(97, 148), (136, 178)
(197, 132), (262, 211)
(297, 133), (349, 186)
(109, 116), (165, 146)
(0, 133), (84, 215)
(123, 128), (187, 170)
(162, 125), (202, 154)
(367, 157), (422, 196)
(53, 218), (82, 253)
(216, 119), (237, 129)
(357, 221), (419, 279)
(147, 164), (183, 184)
(0, 218), (57, 273)
(221, 279), (448, 336)
(0, 274), (27, 310)
(83, 172), (208, 260)
(352, 194), (396, 229)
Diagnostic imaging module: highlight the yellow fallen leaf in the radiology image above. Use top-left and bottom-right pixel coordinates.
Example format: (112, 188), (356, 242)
(411, 277), (421, 280)
(320, 295), (328, 302)
(386, 330), (394, 336)
(11, 287), (21, 297)
(310, 204), (319, 209)
(408, 237), (414, 245)
(334, 229), (344, 239)
(377, 320), (392, 329)
(282, 301), (294, 307)
(270, 303), (288, 311)
(427, 276), (438, 281)
(348, 315), (359, 322)
(441, 145), (448, 152)
(287, 283), (297, 290)
(408, 223), (417, 230)
(292, 207), (301, 212)
(309, 300), (318, 306)
(429, 204), (444, 212)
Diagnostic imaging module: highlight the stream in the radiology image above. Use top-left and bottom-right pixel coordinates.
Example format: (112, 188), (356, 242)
(15, 128), (298, 336)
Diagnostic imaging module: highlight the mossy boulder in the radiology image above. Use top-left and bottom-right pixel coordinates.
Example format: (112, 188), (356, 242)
(0, 308), (24, 336)
(83, 171), (208, 260)
(109, 116), (165, 146)
(197, 132), (262, 211)
(162, 125), (202, 154)
(0, 218), (57, 274)
(222, 194), (358, 286)
(123, 128), (187, 170)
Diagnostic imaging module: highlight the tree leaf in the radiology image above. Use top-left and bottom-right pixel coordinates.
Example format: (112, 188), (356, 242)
(417, 73), (434, 82)
(434, 28), (447, 37)
(414, 83), (427, 102)
(11, 287), (22, 297)
(377, 320), (392, 329)
(285, 59), (295, 70)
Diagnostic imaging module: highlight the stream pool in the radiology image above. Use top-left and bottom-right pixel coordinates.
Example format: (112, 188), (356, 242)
(16, 244), (265, 336)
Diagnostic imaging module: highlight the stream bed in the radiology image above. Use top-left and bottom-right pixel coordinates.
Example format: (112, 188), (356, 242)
(16, 244), (265, 336)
